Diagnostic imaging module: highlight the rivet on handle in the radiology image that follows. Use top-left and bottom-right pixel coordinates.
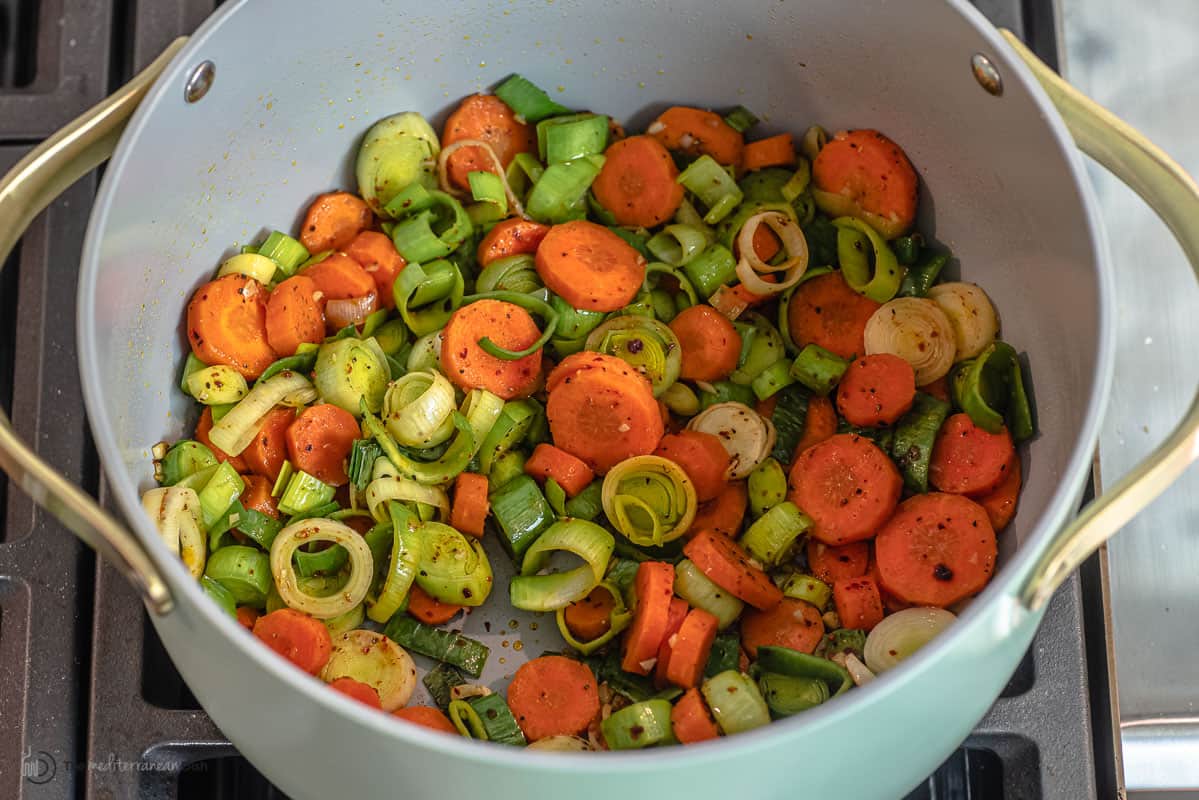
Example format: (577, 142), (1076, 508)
(184, 60), (215, 103)
(971, 53), (1004, 97)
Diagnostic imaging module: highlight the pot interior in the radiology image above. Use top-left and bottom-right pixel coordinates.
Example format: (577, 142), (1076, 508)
(80, 0), (1106, 702)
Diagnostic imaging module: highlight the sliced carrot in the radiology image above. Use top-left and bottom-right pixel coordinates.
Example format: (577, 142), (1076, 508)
(786, 271), (880, 361)
(806, 539), (869, 585)
(751, 225), (782, 262)
(664, 608), (719, 689)
(788, 433), (902, 545)
(545, 351), (642, 393)
(442, 93), (537, 192)
(449, 472), (490, 538)
(919, 375), (952, 404)
(440, 298), (543, 400)
(252, 608), (333, 675)
(711, 275), (778, 319)
(649, 106), (744, 167)
(242, 407), (295, 483)
(476, 218), (550, 267)
(393, 705), (458, 733)
(546, 367), (664, 475)
(874, 492), (998, 607)
(621, 562), (677, 675)
(976, 453), (1022, 532)
(929, 413), (1016, 497)
(346, 230), (407, 309)
(742, 133), (796, 172)
(654, 430), (731, 503)
(591, 135), (684, 227)
(564, 586), (618, 643)
(683, 529), (782, 610)
(654, 597), (692, 688)
(240, 474), (280, 520)
(755, 394), (779, 419)
(671, 687), (720, 744)
(299, 191), (373, 253)
(792, 395), (839, 458)
(236, 606), (260, 631)
(329, 676), (383, 709)
(669, 304), (742, 382)
(832, 577), (885, 631)
(407, 584), (464, 625)
(195, 405), (249, 472)
(812, 129), (918, 239)
(688, 480), (748, 538)
(187, 275), (278, 379)
(507, 655), (601, 741)
(524, 443), (595, 497)
(535, 220), (646, 312)
(740, 597), (825, 658)
(301, 252), (377, 301)
(265, 275), (325, 357)
(835, 353), (917, 427)
(285, 403), (361, 486)
(867, 555), (912, 614)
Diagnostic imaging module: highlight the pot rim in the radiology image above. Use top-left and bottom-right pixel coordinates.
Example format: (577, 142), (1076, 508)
(76, 0), (1116, 770)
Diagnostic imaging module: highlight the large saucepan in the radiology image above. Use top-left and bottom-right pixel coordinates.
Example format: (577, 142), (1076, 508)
(1, 1), (1196, 797)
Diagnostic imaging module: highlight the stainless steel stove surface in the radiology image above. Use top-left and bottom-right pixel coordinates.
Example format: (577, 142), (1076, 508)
(0, 1), (1116, 798)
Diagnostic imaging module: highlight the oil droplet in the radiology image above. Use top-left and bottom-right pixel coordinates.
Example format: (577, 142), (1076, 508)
(529, 622), (539, 631)
(513, 640), (524, 651)
(502, 639), (509, 647)
(508, 619), (519, 629)
(499, 657), (507, 664)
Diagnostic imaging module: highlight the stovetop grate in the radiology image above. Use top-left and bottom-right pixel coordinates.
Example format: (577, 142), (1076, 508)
(0, 1), (1114, 798)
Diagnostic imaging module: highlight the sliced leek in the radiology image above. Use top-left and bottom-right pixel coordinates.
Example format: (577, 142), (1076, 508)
(141, 486), (206, 578)
(383, 370), (457, 447)
(863, 297), (957, 385)
(674, 558), (744, 629)
(509, 519), (615, 612)
(687, 402), (771, 479)
(314, 337), (392, 417)
(554, 582), (633, 655)
(320, 629), (417, 711)
(270, 519), (373, 619)
(733, 210), (810, 296)
(927, 282), (999, 361)
(208, 371), (316, 456)
(601, 456), (697, 546)
(702, 671), (770, 734)
(584, 316), (682, 398)
(833, 216), (902, 302)
(217, 252), (277, 283)
(184, 364), (249, 405)
(364, 473), (450, 523)
(414, 522), (494, 606)
(863, 607), (957, 673)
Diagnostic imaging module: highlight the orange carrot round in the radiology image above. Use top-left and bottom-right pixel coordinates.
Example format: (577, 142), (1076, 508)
(742, 133), (797, 172)
(329, 676), (383, 709)
(740, 597), (825, 658)
(546, 367), (664, 475)
(393, 705), (458, 734)
(524, 443), (595, 497)
(832, 577), (885, 631)
(669, 305), (742, 382)
(792, 394), (839, 458)
(564, 586), (618, 643)
(653, 597), (692, 688)
(654, 430), (731, 503)
(874, 492), (998, 607)
(442, 94), (537, 192)
(477, 218), (550, 267)
(187, 275), (278, 379)
(346, 230), (407, 309)
(621, 562), (677, 675)
(664, 608), (719, 689)
(835, 353), (917, 427)
(449, 472), (490, 538)
(440, 299), (543, 400)
(682, 529), (782, 610)
(976, 453), (1022, 531)
(285, 403), (361, 486)
(407, 584), (464, 626)
(507, 655), (601, 741)
(787, 433), (902, 545)
(235, 606), (260, 631)
(591, 135), (685, 227)
(688, 481), (748, 538)
(671, 687), (720, 744)
(813, 129), (918, 239)
(252, 608), (333, 675)
(299, 191), (373, 253)
(195, 406), (248, 472)
(786, 271), (881, 361)
(535, 220), (646, 312)
(265, 275), (325, 357)
(242, 407), (295, 483)
(545, 351), (642, 393)
(301, 252), (377, 301)
(649, 106), (744, 166)
(806, 539), (869, 585)
(929, 413), (1016, 497)
(240, 474), (280, 520)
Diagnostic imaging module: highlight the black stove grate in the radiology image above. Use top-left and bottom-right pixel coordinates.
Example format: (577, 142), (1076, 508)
(0, 1), (1113, 798)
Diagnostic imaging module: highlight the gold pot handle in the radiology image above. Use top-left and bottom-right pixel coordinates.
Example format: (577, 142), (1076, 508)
(1000, 31), (1199, 610)
(0, 38), (189, 615)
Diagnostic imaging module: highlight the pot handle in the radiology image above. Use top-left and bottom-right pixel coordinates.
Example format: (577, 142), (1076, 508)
(0, 38), (189, 616)
(1000, 31), (1199, 611)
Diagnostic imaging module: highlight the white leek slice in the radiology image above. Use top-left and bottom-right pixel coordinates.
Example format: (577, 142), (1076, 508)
(217, 253), (278, 283)
(863, 607), (956, 673)
(864, 297), (957, 385)
(437, 138), (527, 218)
(383, 370), (457, 447)
(320, 629), (416, 711)
(527, 735), (592, 751)
(927, 282), (999, 361)
(209, 371), (315, 455)
(733, 211), (810, 295)
(845, 653), (876, 687)
(270, 519), (373, 619)
(141, 486), (206, 579)
(687, 401), (770, 479)
(364, 475), (450, 522)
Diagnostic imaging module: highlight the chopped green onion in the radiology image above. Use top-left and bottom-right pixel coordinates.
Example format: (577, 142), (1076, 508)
(423, 662), (466, 709)
(778, 573), (831, 610)
(493, 74), (572, 122)
(682, 244), (736, 298)
(277, 469), (336, 517)
(348, 439), (382, 492)
(790, 343), (850, 395)
(833, 216), (902, 303)
(674, 559), (744, 629)
(478, 399), (539, 473)
(747, 457), (787, 518)
(487, 448), (528, 491)
(157, 440), (217, 486)
(544, 477), (567, 516)
(751, 359), (796, 401)
(383, 615), (490, 677)
(355, 111), (440, 215)
(677, 155), (743, 224)
(525, 155), (604, 224)
(723, 105), (759, 134)
(780, 159), (812, 203)
(701, 671), (771, 734)
(235, 507), (282, 551)
(468, 693), (527, 746)
(510, 519), (615, 612)
(549, 293), (606, 340)
(489, 474), (555, 560)
(601, 700), (675, 749)
(563, 480), (603, 521)
(468, 170), (508, 217)
(204, 545), (272, 607)
(739, 500), (810, 567)
(539, 113), (609, 164)
(505, 152), (545, 203)
(891, 391), (952, 493)
(271, 460), (295, 498)
(257, 231), (310, 277)
(449, 699), (489, 739)
(646, 224), (708, 266)
(729, 313), (786, 386)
